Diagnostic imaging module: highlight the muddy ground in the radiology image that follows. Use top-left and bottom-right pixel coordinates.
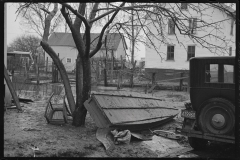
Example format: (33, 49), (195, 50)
(4, 86), (236, 158)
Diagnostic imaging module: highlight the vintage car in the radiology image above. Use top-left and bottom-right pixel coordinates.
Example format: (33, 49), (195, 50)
(177, 56), (235, 150)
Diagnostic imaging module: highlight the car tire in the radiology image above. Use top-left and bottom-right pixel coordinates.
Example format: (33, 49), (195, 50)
(198, 98), (235, 135)
(188, 137), (208, 150)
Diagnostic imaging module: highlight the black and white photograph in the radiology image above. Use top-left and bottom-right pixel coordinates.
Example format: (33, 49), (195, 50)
(3, 2), (239, 158)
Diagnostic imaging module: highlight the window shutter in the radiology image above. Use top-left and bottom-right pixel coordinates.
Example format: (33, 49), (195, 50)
(193, 18), (197, 34)
(168, 19), (175, 34)
(230, 19), (234, 35)
(189, 19), (192, 33)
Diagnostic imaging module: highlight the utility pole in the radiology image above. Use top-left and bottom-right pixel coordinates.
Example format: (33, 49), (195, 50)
(130, 3), (135, 88)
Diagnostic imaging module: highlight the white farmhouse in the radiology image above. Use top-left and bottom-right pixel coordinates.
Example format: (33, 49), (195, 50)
(46, 32), (128, 72)
(145, 3), (236, 81)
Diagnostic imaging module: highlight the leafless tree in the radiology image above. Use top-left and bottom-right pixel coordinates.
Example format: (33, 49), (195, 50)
(16, 3), (64, 37)
(16, 3), (235, 127)
(7, 35), (41, 55)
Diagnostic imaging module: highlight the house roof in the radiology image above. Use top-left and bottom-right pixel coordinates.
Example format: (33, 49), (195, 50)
(144, 3), (236, 19)
(7, 51), (31, 57)
(48, 32), (128, 50)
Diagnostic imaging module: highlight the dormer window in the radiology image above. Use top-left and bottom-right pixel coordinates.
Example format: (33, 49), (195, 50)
(181, 3), (188, 10)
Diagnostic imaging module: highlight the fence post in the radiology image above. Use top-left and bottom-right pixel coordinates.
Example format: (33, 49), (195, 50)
(179, 72), (183, 91)
(96, 60), (99, 85)
(111, 51), (114, 83)
(37, 66), (40, 85)
(46, 57), (48, 73)
(52, 61), (55, 83)
(187, 72), (190, 93)
(152, 72), (156, 85)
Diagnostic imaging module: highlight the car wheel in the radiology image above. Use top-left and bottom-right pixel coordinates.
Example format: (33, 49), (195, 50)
(198, 98), (235, 135)
(188, 137), (208, 150)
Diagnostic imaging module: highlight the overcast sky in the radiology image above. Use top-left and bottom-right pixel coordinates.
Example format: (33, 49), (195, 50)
(6, 3), (145, 60)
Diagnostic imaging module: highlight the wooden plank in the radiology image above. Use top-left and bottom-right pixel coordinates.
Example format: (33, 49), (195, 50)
(94, 95), (179, 109)
(4, 65), (22, 111)
(84, 99), (111, 128)
(103, 108), (179, 124)
(93, 92), (163, 100)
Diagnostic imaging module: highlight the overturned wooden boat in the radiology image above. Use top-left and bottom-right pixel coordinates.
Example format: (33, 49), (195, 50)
(84, 91), (180, 131)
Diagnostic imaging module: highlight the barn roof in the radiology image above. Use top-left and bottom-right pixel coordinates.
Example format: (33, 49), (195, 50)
(48, 32), (128, 50)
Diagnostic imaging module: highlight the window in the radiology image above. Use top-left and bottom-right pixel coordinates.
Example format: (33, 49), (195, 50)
(187, 46), (195, 60)
(167, 46), (174, 60)
(168, 19), (175, 35)
(224, 65), (234, 83)
(66, 58), (72, 63)
(205, 64), (234, 83)
(189, 18), (197, 34)
(205, 64), (218, 83)
(181, 3), (188, 10)
(229, 47), (232, 56)
(230, 19), (234, 35)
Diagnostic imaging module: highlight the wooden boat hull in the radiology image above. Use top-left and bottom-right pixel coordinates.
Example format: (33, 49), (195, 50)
(84, 91), (180, 131)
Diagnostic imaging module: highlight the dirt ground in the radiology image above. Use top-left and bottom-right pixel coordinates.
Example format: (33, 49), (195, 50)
(4, 87), (236, 158)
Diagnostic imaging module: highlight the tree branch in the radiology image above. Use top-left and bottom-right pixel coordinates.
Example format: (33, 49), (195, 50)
(89, 2), (125, 58)
(73, 3), (86, 33)
(42, 3), (58, 42)
(84, 3), (99, 57)
(61, 6), (85, 57)
(61, 3), (90, 29)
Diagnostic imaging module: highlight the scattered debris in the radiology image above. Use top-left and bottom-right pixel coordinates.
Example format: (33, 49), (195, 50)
(12, 98), (33, 104)
(141, 135), (187, 157)
(96, 128), (115, 150)
(31, 145), (39, 157)
(131, 132), (153, 141)
(5, 105), (24, 110)
(111, 129), (131, 145)
(149, 129), (183, 140)
(159, 147), (193, 158)
(23, 128), (41, 131)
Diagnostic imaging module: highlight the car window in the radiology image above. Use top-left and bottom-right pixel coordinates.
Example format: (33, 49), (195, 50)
(205, 64), (234, 83)
(224, 65), (234, 83)
(209, 64), (218, 83)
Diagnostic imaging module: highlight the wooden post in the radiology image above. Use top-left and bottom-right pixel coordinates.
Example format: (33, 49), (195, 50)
(120, 55), (124, 88)
(111, 50), (114, 83)
(37, 66), (40, 85)
(57, 53), (60, 82)
(4, 65), (22, 111)
(187, 72), (190, 93)
(179, 72), (183, 91)
(46, 57), (48, 73)
(35, 56), (40, 85)
(52, 61), (55, 83)
(152, 72), (156, 85)
(96, 60), (99, 85)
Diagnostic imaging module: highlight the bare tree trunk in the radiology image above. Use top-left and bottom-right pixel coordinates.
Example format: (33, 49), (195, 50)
(41, 41), (75, 113)
(73, 57), (91, 126)
(72, 55), (83, 126)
